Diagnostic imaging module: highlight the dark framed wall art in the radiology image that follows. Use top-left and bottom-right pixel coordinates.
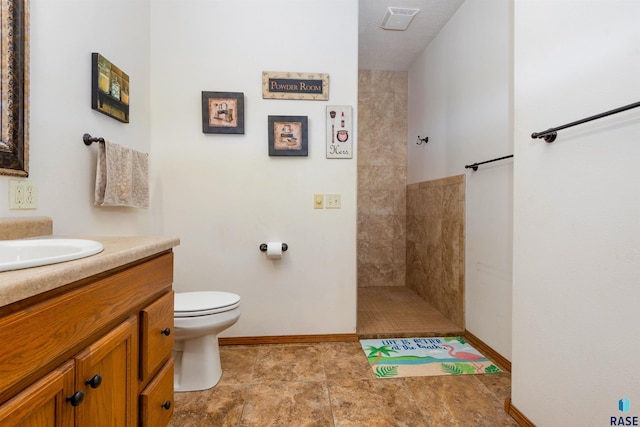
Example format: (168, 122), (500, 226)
(91, 53), (130, 123)
(268, 116), (308, 156)
(202, 91), (245, 134)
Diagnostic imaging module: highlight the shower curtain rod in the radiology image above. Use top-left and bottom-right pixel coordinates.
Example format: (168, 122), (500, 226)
(465, 154), (513, 171)
(531, 100), (640, 143)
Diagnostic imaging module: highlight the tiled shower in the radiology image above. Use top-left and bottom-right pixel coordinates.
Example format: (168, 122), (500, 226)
(357, 70), (408, 288)
(357, 70), (465, 331)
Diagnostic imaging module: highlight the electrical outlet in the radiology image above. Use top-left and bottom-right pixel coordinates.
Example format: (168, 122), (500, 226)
(314, 194), (324, 209)
(325, 194), (341, 209)
(9, 180), (37, 210)
(23, 182), (37, 209)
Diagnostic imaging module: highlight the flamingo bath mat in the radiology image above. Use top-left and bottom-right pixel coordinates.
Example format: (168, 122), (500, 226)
(360, 337), (502, 378)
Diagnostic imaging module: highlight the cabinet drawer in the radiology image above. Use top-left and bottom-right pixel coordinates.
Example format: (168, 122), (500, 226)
(140, 359), (174, 427)
(140, 291), (174, 382)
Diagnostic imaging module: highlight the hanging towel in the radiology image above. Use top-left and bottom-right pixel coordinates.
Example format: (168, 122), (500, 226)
(95, 140), (149, 208)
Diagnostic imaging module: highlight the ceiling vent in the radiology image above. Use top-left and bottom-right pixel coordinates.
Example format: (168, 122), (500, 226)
(379, 7), (419, 31)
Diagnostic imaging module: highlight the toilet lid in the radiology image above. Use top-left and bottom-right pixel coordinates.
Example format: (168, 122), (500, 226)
(174, 291), (240, 317)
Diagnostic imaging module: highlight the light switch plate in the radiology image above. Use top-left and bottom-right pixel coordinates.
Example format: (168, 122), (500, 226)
(314, 194), (324, 209)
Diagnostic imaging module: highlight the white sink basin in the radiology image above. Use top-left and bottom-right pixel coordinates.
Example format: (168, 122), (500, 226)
(0, 239), (104, 272)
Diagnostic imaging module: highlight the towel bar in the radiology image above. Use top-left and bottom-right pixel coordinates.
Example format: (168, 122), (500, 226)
(83, 133), (105, 145)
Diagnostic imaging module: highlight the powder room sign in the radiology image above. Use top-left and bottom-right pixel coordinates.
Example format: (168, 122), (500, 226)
(262, 71), (329, 100)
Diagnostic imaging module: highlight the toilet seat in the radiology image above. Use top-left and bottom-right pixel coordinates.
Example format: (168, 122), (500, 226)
(175, 291), (240, 317)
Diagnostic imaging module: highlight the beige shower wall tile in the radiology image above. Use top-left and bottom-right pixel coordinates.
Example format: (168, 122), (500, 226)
(358, 214), (405, 241)
(357, 238), (394, 265)
(358, 189), (401, 215)
(359, 70), (399, 92)
(392, 239), (406, 265)
(358, 262), (394, 287)
(358, 69), (407, 288)
(358, 165), (406, 191)
(406, 175), (465, 327)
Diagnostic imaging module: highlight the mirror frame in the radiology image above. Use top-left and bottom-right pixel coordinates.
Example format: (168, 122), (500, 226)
(1, 0), (29, 176)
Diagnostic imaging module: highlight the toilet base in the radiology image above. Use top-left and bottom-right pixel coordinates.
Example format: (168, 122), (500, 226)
(173, 334), (222, 392)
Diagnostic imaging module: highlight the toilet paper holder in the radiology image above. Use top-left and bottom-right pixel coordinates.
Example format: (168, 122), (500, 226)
(260, 243), (288, 252)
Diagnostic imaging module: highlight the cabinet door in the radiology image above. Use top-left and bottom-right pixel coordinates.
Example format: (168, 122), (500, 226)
(140, 291), (174, 382)
(139, 359), (174, 427)
(0, 360), (74, 427)
(74, 317), (138, 427)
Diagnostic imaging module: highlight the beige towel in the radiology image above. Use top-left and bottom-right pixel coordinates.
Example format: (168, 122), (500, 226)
(95, 140), (149, 208)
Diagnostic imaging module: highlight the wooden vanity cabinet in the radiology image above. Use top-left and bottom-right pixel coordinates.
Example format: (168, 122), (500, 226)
(0, 361), (75, 426)
(0, 252), (175, 427)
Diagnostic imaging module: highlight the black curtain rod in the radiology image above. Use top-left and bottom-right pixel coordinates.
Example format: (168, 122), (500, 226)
(531, 100), (640, 143)
(465, 154), (513, 171)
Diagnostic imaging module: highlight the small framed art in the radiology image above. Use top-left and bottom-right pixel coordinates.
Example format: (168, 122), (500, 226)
(91, 53), (130, 123)
(326, 106), (353, 159)
(268, 116), (308, 156)
(202, 91), (245, 134)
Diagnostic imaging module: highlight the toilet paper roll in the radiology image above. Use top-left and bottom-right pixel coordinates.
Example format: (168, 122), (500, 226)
(267, 242), (283, 259)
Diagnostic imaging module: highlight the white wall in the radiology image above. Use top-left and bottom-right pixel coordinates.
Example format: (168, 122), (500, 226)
(407, 0), (513, 359)
(0, 0), (151, 236)
(512, 1), (640, 425)
(149, 0), (359, 337)
(1, 0), (357, 338)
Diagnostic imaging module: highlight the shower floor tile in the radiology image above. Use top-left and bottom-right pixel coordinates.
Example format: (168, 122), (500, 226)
(357, 286), (464, 338)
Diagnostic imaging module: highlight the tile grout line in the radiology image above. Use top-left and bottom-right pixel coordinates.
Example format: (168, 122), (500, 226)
(235, 345), (263, 426)
(318, 343), (339, 427)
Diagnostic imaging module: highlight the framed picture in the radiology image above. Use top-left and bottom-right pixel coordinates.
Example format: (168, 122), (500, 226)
(326, 106), (353, 159)
(202, 91), (245, 134)
(0, 0), (29, 176)
(268, 116), (308, 156)
(91, 53), (130, 123)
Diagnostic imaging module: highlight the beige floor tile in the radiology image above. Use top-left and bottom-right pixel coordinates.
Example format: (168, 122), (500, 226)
(239, 381), (333, 427)
(252, 344), (327, 383)
(318, 341), (375, 381)
(328, 378), (428, 426)
(169, 285), (515, 427)
(403, 375), (519, 426)
(475, 372), (513, 402)
(169, 384), (246, 427)
(219, 345), (260, 385)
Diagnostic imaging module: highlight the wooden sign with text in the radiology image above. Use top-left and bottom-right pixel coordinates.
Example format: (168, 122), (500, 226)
(262, 71), (329, 100)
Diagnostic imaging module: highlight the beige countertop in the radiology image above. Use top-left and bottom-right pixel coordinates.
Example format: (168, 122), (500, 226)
(0, 236), (180, 308)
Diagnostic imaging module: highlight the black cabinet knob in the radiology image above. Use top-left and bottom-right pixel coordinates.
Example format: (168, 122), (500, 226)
(85, 374), (103, 389)
(161, 327), (171, 336)
(66, 391), (85, 407)
(161, 400), (171, 410)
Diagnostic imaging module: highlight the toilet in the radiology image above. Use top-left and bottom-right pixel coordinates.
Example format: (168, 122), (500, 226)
(173, 291), (241, 392)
